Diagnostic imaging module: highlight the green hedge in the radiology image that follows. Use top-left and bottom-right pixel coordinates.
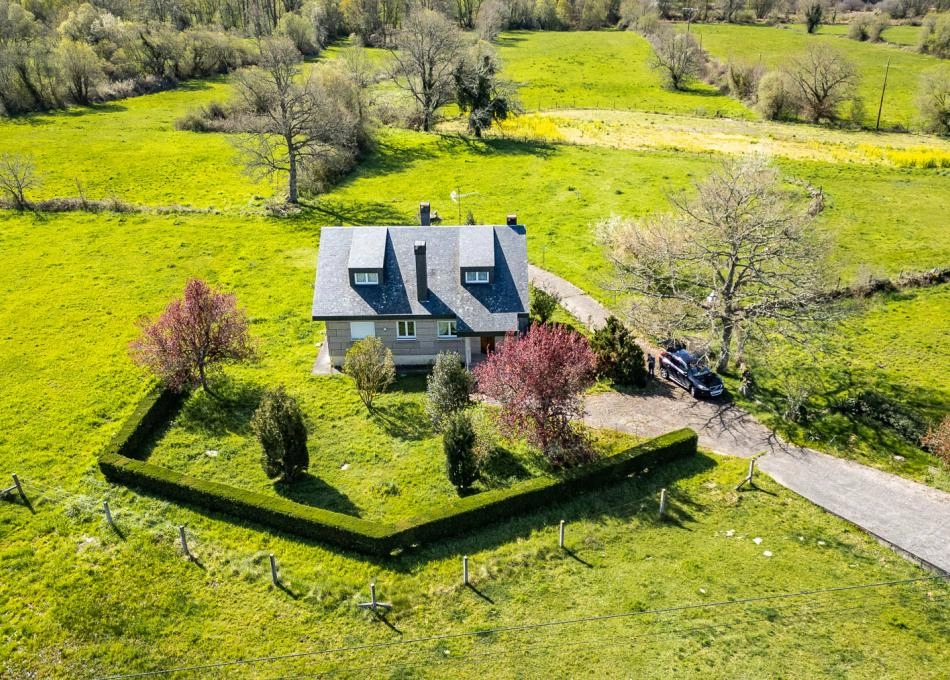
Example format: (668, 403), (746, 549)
(98, 387), (698, 556)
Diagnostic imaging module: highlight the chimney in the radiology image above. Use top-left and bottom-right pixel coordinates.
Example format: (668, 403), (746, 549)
(414, 240), (428, 302)
(506, 214), (517, 226)
(420, 202), (431, 227)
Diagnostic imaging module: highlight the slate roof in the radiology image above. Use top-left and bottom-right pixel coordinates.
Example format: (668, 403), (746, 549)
(312, 225), (529, 335)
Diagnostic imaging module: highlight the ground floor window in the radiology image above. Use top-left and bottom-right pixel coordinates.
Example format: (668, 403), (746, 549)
(397, 320), (416, 339)
(437, 320), (457, 338)
(350, 321), (375, 340)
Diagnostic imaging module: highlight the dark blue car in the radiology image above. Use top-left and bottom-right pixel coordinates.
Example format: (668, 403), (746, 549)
(659, 349), (724, 399)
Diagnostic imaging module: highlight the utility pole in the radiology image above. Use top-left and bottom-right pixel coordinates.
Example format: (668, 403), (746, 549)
(876, 58), (890, 132)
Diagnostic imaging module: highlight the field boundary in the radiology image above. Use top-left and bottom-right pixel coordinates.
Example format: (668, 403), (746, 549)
(97, 387), (698, 556)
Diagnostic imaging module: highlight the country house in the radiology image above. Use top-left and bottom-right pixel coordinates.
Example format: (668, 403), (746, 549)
(312, 208), (529, 369)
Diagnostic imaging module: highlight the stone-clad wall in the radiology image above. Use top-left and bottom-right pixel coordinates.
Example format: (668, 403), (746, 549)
(325, 319), (467, 367)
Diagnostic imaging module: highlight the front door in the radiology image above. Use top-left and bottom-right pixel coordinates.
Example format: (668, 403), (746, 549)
(480, 336), (496, 355)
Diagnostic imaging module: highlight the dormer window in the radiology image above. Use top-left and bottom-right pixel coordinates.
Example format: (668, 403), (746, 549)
(464, 270), (490, 284)
(354, 271), (379, 285)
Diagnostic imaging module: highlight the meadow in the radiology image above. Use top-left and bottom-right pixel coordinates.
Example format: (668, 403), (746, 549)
(690, 23), (945, 129)
(0, 26), (948, 677)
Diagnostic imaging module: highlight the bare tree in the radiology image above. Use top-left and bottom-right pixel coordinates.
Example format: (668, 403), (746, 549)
(785, 45), (858, 123)
(598, 157), (833, 372)
(389, 8), (462, 132)
(648, 27), (704, 91)
(232, 37), (362, 203)
(0, 153), (39, 210)
(917, 66), (950, 136)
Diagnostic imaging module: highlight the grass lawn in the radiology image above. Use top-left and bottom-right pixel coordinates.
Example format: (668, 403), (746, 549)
(3, 449), (948, 676)
(690, 23), (944, 129)
(497, 30), (753, 119)
(727, 284), (950, 493)
(144, 374), (639, 524)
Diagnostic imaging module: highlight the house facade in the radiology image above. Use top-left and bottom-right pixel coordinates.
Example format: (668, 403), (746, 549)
(311, 215), (530, 369)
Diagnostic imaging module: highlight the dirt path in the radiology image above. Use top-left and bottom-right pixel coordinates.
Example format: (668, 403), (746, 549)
(531, 266), (950, 575)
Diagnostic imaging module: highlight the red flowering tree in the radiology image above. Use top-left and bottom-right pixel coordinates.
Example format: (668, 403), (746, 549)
(473, 324), (597, 468)
(130, 279), (254, 394)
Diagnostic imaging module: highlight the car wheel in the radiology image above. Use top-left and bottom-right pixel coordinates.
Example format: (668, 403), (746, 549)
(660, 367), (668, 380)
(689, 384), (697, 398)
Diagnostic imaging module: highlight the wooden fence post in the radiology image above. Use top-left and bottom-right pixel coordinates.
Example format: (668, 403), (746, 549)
(558, 520), (565, 549)
(658, 488), (668, 519)
(103, 501), (113, 526)
(178, 525), (190, 559)
(269, 554), (278, 586)
(463, 555), (469, 586)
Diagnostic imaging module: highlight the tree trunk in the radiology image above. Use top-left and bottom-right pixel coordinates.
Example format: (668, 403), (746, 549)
(716, 322), (733, 373)
(287, 143), (298, 204)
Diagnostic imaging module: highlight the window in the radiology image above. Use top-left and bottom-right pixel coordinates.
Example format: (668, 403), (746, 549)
(397, 320), (416, 339)
(354, 271), (379, 285)
(437, 320), (457, 338)
(464, 270), (490, 284)
(350, 321), (375, 340)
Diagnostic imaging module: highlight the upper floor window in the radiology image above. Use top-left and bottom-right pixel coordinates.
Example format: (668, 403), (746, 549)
(354, 271), (379, 285)
(437, 320), (458, 338)
(464, 270), (490, 284)
(397, 320), (416, 339)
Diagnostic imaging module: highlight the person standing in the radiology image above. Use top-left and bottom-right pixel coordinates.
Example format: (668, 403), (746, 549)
(647, 354), (656, 379)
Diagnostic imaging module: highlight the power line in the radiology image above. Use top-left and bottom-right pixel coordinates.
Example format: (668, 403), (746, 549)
(285, 591), (950, 680)
(98, 575), (946, 679)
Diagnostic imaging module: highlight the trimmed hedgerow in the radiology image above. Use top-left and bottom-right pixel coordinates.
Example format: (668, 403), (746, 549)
(101, 386), (184, 461)
(98, 387), (698, 556)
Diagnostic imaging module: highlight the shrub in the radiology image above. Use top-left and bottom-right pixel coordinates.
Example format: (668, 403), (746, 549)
(757, 70), (801, 120)
(918, 13), (950, 58)
(530, 285), (560, 323)
(921, 415), (950, 467)
(426, 351), (474, 431)
(835, 390), (926, 444)
(444, 411), (478, 492)
(804, 2), (823, 33)
(344, 336), (395, 409)
(725, 61), (764, 103)
(590, 316), (647, 388)
(917, 66), (950, 136)
(252, 386), (309, 482)
(474, 324), (597, 467)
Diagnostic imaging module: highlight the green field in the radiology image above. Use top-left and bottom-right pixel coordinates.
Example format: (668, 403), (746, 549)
(691, 23), (944, 128)
(1, 27), (949, 677)
(497, 30), (752, 118)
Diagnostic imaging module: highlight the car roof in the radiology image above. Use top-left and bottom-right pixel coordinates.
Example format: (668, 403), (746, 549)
(672, 349), (696, 363)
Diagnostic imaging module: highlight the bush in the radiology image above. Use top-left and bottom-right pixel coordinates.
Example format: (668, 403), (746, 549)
(849, 14), (888, 42)
(99, 386), (699, 555)
(426, 351), (474, 431)
(252, 386), (309, 482)
(726, 61), (764, 104)
(834, 390), (926, 444)
(804, 2), (823, 32)
(444, 412), (478, 492)
(530, 285), (560, 323)
(343, 336), (395, 409)
(921, 415), (950, 467)
(590, 316), (647, 388)
(917, 65), (950, 136)
(918, 14), (950, 59)
(757, 69), (800, 120)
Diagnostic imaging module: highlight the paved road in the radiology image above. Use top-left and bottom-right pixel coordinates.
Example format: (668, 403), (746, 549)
(531, 266), (950, 575)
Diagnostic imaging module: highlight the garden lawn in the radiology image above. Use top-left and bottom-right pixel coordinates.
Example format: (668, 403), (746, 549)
(144, 374), (639, 524)
(496, 30), (753, 118)
(690, 23), (944, 129)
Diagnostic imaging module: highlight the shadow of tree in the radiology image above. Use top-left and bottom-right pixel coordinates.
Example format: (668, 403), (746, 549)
(478, 445), (532, 489)
(175, 378), (265, 437)
(371, 400), (431, 441)
(275, 474), (362, 517)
